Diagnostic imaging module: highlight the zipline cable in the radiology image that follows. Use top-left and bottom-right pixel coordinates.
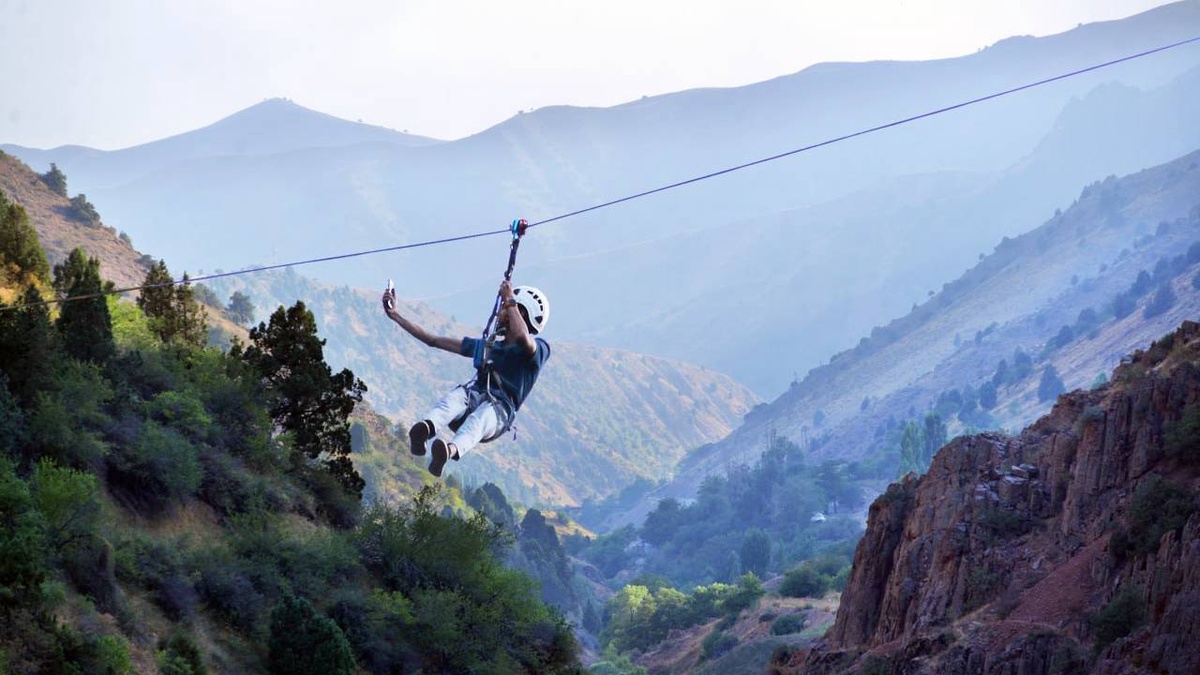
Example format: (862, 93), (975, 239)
(5, 34), (1199, 313)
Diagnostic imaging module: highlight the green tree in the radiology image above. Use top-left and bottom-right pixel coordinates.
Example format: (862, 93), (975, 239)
(0, 286), (60, 406)
(0, 457), (48, 607)
(136, 261), (207, 348)
(978, 381), (998, 410)
(1038, 365), (1066, 403)
(225, 291), (255, 325)
(40, 163), (68, 197)
(53, 248), (114, 364)
(267, 594), (355, 675)
(922, 413), (947, 466)
(739, 528), (771, 577)
(0, 193), (51, 283)
(1143, 282), (1177, 319)
(241, 302), (366, 499)
(31, 458), (100, 551)
(67, 194), (101, 226)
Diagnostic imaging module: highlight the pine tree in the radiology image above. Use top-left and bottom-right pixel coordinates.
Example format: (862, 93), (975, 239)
(0, 193), (51, 284)
(0, 286), (59, 406)
(136, 262), (207, 348)
(39, 163), (68, 197)
(267, 595), (355, 675)
(53, 248), (114, 364)
(1038, 365), (1066, 403)
(225, 291), (255, 325)
(242, 302), (366, 498)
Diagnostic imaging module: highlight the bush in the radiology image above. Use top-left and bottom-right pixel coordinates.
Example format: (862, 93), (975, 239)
(1091, 587), (1146, 652)
(779, 564), (829, 598)
(770, 612), (807, 635)
(700, 629), (737, 661)
(1165, 403), (1200, 462)
(157, 629), (206, 675)
(106, 420), (201, 512)
(268, 595), (355, 675)
(1112, 475), (1196, 558)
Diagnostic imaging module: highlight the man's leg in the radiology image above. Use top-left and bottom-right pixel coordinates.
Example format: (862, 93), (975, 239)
(429, 402), (500, 477)
(410, 387), (469, 456)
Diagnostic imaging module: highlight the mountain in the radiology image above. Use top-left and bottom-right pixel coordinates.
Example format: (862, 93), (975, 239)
(786, 321), (1200, 674)
(201, 269), (759, 507)
(5, 3), (1200, 397)
(613, 147), (1200, 530)
(0, 152), (757, 508)
(0, 151), (149, 289)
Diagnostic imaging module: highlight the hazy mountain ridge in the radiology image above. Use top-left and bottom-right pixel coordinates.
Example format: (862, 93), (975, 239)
(4, 4), (1199, 399)
(201, 270), (760, 508)
(631, 147), (1200, 525)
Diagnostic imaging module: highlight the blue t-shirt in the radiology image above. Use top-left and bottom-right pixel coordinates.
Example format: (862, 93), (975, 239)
(460, 336), (550, 412)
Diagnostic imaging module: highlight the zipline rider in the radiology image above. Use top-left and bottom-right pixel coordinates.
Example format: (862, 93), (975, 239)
(382, 279), (550, 477)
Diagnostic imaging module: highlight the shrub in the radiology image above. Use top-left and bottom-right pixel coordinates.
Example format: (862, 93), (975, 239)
(1165, 403), (1200, 462)
(1091, 586), (1146, 652)
(106, 420), (201, 512)
(157, 630), (206, 675)
(770, 612), (807, 635)
(700, 629), (737, 661)
(268, 595), (355, 675)
(1113, 475), (1197, 558)
(780, 564), (829, 598)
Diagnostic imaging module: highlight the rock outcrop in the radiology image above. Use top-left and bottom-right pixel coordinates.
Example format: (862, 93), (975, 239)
(779, 321), (1200, 675)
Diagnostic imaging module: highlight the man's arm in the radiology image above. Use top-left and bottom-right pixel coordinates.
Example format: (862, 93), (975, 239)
(382, 290), (463, 355)
(499, 281), (537, 356)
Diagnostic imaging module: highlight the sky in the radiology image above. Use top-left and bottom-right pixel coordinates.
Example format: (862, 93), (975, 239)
(0, 0), (1177, 150)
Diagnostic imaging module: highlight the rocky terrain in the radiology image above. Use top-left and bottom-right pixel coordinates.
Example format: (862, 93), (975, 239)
(781, 321), (1200, 674)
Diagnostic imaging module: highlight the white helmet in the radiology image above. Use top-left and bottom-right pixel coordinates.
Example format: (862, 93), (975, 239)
(512, 286), (550, 334)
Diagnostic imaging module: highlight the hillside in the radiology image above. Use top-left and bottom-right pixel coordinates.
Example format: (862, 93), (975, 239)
(5, 3), (1200, 397)
(0, 152), (758, 508)
(786, 321), (1200, 674)
(0, 151), (148, 289)
(628, 148), (1200, 528)
(202, 270), (760, 507)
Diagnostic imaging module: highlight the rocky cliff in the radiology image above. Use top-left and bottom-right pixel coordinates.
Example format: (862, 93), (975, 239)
(781, 321), (1200, 674)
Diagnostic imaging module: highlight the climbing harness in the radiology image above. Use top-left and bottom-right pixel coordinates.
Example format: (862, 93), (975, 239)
(455, 219), (528, 443)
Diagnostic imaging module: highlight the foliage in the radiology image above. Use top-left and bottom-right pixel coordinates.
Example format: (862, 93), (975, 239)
(739, 528), (771, 577)
(1038, 365), (1066, 403)
(1142, 281), (1177, 319)
(225, 291), (256, 325)
(0, 221), (583, 672)
(241, 302), (367, 502)
(67, 194), (101, 226)
(770, 612), (807, 635)
(1164, 402), (1200, 462)
(779, 563), (829, 598)
(39, 163), (68, 197)
(1110, 475), (1196, 559)
(268, 594), (356, 675)
(0, 192), (51, 283)
(53, 248), (115, 364)
(137, 260), (208, 348)
(356, 485), (580, 673)
(1090, 586), (1146, 652)
(700, 629), (737, 661)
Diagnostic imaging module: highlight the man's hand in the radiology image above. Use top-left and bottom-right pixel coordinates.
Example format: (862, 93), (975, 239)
(499, 280), (514, 304)
(382, 288), (398, 317)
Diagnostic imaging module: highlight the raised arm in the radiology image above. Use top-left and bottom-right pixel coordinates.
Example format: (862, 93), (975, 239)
(498, 280), (537, 356)
(382, 289), (463, 355)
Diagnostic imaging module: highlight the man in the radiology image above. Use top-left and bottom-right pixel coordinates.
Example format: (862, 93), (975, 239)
(382, 280), (550, 477)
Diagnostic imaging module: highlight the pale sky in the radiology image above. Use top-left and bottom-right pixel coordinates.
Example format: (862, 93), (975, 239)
(0, 0), (1178, 150)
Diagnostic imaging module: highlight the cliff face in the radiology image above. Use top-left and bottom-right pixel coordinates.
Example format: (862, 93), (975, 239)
(786, 321), (1200, 675)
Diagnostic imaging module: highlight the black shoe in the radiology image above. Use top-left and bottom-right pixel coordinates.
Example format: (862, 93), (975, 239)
(408, 420), (433, 456)
(429, 439), (448, 477)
